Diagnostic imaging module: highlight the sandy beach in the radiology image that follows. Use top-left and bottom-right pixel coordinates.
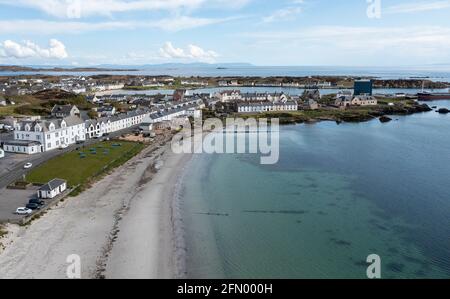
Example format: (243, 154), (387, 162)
(0, 140), (191, 279)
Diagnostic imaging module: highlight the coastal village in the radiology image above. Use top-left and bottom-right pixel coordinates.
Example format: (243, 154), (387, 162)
(0, 73), (448, 235)
(0, 72), (449, 278)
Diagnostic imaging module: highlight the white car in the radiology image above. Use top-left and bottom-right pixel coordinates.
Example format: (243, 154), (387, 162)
(24, 162), (33, 169)
(59, 144), (68, 149)
(16, 207), (32, 215)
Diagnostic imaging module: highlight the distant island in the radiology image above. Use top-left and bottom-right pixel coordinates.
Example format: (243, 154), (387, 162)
(0, 65), (139, 73)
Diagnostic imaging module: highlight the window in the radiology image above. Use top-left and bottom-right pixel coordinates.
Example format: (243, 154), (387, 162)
(47, 134), (51, 139)
(47, 143), (51, 148)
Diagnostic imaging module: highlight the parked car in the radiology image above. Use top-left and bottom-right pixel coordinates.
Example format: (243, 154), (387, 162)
(59, 144), (68, 149)
(25, 203), (40, 210)
(29, 199), (45, 206)
(15, 207), (32, 215)
(24, 162), (33, 169)
(76, 140), (85, 145)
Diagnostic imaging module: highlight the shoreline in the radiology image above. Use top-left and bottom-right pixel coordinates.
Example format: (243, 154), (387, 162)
(0, 137), (189, 279)
(103, 147), (192, 279)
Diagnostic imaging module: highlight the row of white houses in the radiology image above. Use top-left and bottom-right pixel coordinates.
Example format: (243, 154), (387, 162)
(85, 109), (149, 139)
(3, 109), (150, 154)
(216, 91), (289, 103)
(236, 101), (298, 113)
(2, 104), (204, 155)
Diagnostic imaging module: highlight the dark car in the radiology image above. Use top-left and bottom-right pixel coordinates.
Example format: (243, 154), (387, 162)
(29, 199), (45, 206)
(26, 203), (40, 210)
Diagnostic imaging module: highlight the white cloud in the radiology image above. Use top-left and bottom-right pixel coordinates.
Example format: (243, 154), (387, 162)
(239, 26), (450, 62)
(262, 6), (302, 23)
(262, 0), (304, 23)
(0, 0), (251, 19)
(159, 42), (219, 63)
(0, 39), (68, 59)
(386, 1), (450, 14)
(150, 16), (234, 32)
(0, 16), (233, 34)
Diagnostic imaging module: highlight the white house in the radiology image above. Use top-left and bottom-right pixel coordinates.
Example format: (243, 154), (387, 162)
(139, 123), (153, 132)
(51, 104), (80, 118)
(2, 140), (42, 154)
(37, 178), (67, 199)
(335, 95), (353, 107)
(241, 93), (289, 103)
(96, 106), (116, 117)
(217, 90), (242, 102)
(12, 116), (86, 153)
(352, 95), (378, 106)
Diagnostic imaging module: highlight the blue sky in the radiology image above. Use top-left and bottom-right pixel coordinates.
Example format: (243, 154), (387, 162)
(1, 0), (450, 66)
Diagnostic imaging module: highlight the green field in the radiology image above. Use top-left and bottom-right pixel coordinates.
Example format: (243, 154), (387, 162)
(26, 141), (145, 187)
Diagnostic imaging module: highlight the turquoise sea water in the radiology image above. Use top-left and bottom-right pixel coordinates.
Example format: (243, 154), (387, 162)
(180, 101), (450, 279)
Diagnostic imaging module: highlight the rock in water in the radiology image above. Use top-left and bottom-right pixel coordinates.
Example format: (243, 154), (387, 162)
(379, 116), (393, 123)
(416, 104), (433, 112)
(437, 108), (450, 114)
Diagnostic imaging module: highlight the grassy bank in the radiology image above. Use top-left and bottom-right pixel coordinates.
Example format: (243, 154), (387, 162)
(26, 140), (145, 194)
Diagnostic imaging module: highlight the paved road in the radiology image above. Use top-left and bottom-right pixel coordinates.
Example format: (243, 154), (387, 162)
(0, 126), (140, 189)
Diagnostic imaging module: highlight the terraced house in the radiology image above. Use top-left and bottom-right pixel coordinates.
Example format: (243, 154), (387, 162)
(5, 116), (85, 154)
(236, 101), (298, 113)
(85, 109), (150, 139)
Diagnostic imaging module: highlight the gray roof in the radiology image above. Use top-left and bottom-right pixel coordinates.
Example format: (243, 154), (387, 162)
(97, 106), (115, 112)
(39, 178), (67, 192)
(51, 104), (76, 115)
(63, 115), (84, 126)
(17, 116), (83, 132)
(3, 140), (41, 146)
(354, 95), (377, 100)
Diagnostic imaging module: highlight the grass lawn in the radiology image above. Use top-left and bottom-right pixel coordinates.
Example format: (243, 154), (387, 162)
(26, 141), (145, 187)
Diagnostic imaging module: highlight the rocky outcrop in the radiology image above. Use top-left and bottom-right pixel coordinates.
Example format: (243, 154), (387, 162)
(381, 103), (432, 115)
(379, 116), (392, 123)
(437, 108), (450, 114)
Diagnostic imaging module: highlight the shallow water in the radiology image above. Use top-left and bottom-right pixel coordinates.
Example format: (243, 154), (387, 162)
(181, 101), (450, 279)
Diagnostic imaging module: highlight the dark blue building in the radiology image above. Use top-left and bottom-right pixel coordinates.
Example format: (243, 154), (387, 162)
(354, 80), (373, 96)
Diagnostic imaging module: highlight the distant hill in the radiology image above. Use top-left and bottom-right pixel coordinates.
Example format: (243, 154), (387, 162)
(0, 65), (138, 72)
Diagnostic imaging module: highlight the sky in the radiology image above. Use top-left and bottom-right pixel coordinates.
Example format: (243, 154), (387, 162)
(1, 0), (450, 67)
